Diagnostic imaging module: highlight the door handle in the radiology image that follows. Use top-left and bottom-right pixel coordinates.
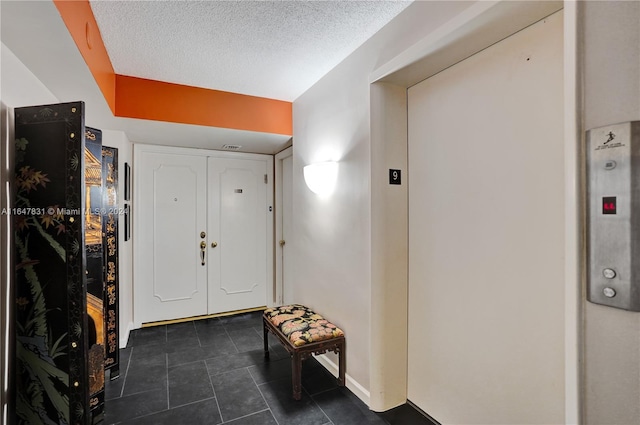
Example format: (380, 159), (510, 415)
(200, 241), (206, 265)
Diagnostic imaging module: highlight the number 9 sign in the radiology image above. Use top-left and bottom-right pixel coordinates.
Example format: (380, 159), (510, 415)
(389, 169), (401, 185)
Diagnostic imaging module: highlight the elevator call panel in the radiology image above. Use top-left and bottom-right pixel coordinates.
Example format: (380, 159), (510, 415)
(587, 121), (640, 311)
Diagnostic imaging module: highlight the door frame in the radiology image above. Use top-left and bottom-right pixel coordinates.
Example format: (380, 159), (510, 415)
(133, 144), (274, 328)
(368, 1), (581, 421)
(274, 146), (292, 306)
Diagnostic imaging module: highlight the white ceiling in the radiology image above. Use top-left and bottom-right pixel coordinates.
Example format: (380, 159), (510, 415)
(1, 0), (411, 153)
(90, 0), (412, 102)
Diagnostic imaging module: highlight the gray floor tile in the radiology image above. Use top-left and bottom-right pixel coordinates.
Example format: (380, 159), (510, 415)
(167, 340), (238, 367)
(119, 397), (221, 425)
(168, 361), (214, 408)
(123, 355), (168, 396)
(128, 326), (166, 347)
(168, 360), (209, 387)
(104, 388), (168, 424)
(228, 327), (264, 353)
(197, 327), (235, 347)
(378, 404), (438, 425)
(105, 374), (125, 401)
(217, 311), (263, 330)
(167, 321), (200, 347)
(167, 321), (196, 339)
(169, 382), (215, 409)
(211, 368), (268, 422)
(194, 317), (223, 329)
(302, 363), (339, 396)
(248, 357), (292, 385)
(128, 349), (167, 369)
(224, 409), (278, 424)
(205, 349), (267, 376)
(313, 388), (387, 425)
(118, 347), (133, 367)
(258, 378), (329, 425)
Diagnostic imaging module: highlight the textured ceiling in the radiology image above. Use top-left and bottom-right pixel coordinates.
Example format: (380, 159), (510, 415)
(89, 0), (412, 102)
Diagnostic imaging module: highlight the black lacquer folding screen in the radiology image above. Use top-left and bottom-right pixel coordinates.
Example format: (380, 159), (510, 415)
(13, 103), (120, 425)
(84, 127), (106, 420)
(101, 145), (119, 377)
(14, 102), (92, 424)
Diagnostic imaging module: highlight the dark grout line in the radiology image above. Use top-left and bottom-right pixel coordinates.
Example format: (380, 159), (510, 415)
(117, 347), (133, 399)
(206, 355), (223, 423)
(165, 353), (169, 410)
(249, 370), (281, 425)
(219, 408), (272, 424)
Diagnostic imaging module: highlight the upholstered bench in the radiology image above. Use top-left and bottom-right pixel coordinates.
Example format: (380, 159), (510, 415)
(263, 304), (346, 400)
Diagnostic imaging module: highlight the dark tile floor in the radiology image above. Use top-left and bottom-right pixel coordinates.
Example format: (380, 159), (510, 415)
(105, 310), (436, 425)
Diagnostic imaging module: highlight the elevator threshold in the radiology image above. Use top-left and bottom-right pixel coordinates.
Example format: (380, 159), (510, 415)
(141, 306), (267, 328)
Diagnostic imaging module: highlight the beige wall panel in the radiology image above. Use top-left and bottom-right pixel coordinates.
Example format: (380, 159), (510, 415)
(407, 12), (564, 424)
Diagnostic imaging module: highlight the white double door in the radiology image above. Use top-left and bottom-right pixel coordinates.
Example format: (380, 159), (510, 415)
(134, 145), (273, 325)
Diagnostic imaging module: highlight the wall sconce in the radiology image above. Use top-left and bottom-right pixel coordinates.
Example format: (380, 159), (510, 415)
(303, 161), (338, 196)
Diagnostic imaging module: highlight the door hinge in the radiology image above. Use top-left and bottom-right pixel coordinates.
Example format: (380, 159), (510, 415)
(264, 174), (268, 184)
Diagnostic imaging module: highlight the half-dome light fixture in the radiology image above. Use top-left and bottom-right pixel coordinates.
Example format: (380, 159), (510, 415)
(303, 161), (339, 197)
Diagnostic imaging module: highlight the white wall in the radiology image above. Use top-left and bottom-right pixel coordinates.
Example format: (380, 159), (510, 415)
(1, 42), (60, 425)
(1, 42), (134, 348)
(1, 43), (58, 107)
(582, 2), (640, 424)
(0, 102), (12, 425)
(369, 82), (408, 410)
(292, 1), (474, 401)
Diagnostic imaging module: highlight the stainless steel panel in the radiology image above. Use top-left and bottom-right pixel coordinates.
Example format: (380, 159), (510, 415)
(587, 121), (640, 311)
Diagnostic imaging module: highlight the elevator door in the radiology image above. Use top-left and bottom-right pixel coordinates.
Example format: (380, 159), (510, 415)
(407, 11), (564, 424)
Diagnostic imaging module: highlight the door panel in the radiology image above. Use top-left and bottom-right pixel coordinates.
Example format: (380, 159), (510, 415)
(208, 157), (268, 313)
(137, 152), (207, 323)
(407, 12), (564, 424)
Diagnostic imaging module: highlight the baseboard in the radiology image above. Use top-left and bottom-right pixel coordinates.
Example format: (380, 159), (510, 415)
(315, 354), (371, 407)
(119, 321), (134, 349)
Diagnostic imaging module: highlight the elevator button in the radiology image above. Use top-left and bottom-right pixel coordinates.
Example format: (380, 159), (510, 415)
(604, 160), (617, 170)
(603, 268), (616, 279)
(603, 287), (616, 298)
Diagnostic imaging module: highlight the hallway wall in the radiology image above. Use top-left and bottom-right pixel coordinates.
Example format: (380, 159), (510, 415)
(1, 42), (134, 350)
(1, 42), (60, 425)
(292, 1), (474, 401)
(582, 2), (640, 424)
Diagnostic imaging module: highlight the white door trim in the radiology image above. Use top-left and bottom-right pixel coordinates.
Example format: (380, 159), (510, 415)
(274, 146), (293, 306)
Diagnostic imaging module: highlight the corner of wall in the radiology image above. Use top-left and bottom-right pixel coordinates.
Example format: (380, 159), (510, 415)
(369, 82), (409, 411)
(0, 102), (15, 425)
(315, 354), (371, 406)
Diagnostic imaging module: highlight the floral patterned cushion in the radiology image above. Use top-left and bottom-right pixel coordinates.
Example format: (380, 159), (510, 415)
(264, 304), (345, 347)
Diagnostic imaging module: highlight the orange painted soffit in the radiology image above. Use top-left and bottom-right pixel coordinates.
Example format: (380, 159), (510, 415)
(115, 75), (293, 136)
(53, 0), (293, 136)
(53, 0), (116, 113)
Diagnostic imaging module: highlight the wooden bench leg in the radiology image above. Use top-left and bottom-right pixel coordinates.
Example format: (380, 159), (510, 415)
(263, 320), (270, 360)
(338, 340), (345, 387)
(292, 352), (302, 400)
